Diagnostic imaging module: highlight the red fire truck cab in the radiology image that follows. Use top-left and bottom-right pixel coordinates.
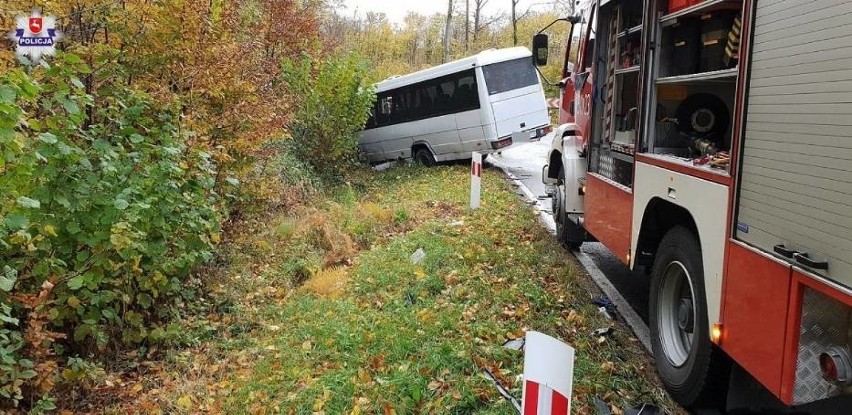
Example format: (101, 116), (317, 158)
(536, 0), (852, 409)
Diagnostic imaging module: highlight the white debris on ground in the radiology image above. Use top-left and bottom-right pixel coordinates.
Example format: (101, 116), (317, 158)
(372, 161), (397, 172)
(409, 248), (426, 264)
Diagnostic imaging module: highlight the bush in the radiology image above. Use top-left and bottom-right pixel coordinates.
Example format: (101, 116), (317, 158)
(247, 140), (325, 210)
(0, 54), (221, 408)
(282, 53), (375, 175)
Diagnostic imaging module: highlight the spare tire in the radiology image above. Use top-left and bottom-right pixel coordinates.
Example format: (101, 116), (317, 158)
(675, 93), (730, 146)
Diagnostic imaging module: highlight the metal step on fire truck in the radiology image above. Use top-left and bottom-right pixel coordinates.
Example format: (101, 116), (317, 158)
(532, 0), (852, 411)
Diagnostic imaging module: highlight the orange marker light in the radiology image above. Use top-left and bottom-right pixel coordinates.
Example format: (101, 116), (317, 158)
(711, 323), (724, 344)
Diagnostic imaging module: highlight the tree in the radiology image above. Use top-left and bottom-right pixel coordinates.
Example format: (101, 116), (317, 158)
(465, 0), (470, 51)
(512, 0), (519, 45)
(555, 0), (576, 16)
(444, 0), (454, 62)
(473, 0), (490, 42)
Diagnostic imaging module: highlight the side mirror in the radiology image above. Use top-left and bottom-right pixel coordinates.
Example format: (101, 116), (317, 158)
(532, 34), (549, 66)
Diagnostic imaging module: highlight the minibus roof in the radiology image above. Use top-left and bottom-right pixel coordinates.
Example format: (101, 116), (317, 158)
(375, 47), (532, 93)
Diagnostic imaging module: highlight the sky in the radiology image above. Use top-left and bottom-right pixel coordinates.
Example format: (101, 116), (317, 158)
(340, 0), (448, 23)
(339, 0), (562, 25)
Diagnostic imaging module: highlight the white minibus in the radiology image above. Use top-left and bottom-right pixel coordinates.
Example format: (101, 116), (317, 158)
(359, 47), (551, 165)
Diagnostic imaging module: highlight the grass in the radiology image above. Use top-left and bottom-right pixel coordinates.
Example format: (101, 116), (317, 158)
(97, 164), (680, 414)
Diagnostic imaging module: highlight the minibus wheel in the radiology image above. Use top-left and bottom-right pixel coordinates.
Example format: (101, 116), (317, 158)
(414, 148), (435, 166)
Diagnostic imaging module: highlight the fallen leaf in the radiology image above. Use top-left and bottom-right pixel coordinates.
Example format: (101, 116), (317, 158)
(176, 395), (193, 409)
(414, 268), (426, 280)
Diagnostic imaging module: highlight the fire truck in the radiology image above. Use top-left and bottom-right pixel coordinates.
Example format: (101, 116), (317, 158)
(533, 0), (852, 409)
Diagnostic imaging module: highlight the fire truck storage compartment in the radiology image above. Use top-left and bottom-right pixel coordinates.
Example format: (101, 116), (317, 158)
(590, 0), (637, 189)
(614, 0), (643, 150)
(652, 82), (735, 154)
(668, 0), (702, 14)
(660, 18), (701, 77)
(735, 0), (852, 290)
(658, 1), (742, 78)
(699, 10), (739, 72)
(643, 0), (744, 173)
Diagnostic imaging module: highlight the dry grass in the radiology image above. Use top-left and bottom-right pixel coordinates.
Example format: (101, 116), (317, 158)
(359, 201), (393, 224)
(301, 266), (349, 298)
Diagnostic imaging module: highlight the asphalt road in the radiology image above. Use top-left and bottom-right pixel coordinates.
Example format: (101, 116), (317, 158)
(489, 135), (651, 323)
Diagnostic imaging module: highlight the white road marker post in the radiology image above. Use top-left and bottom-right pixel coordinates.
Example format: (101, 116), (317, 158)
(470, 152), (482, 209)
(521, 331), (576, 415)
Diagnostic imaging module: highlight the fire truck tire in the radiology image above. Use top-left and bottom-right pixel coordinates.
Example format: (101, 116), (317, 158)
(414, 148), (436, 167)
(555, 168), (584, 251)
(650, 226), (729, 408)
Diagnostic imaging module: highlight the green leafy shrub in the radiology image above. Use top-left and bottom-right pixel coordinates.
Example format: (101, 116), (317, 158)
(282, 53), (375, 175)
(0, 54), (221, 408)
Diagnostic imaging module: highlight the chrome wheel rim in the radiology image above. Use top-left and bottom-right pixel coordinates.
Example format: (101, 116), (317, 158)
(657, 261), (696, 368)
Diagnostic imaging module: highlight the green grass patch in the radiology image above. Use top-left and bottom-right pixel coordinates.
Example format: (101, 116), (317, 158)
(120, 165), (679, 414)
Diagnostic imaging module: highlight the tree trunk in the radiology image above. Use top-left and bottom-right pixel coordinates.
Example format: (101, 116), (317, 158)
(465, 0), (470, 51)
(443, 0), (453, 62)
(474, 7), (480, 42)
(511, 0), (518, 46)
(473, 0), (485, 42)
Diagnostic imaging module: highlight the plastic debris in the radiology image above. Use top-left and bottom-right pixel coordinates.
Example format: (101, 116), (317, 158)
(410, 248), (426, 264)
(593, 398), (660, 415)
(628, 404), (660, 415)
(592, 327), (614, 337)
(449, 220), (465, 227)
(593, 296), (618, 320)
(502, 338), (525, 351)
(594, 396), (611, 414)
(593, 296), (615, 308)
(482, 368), (522, 412)
(372, 161), (396, 172)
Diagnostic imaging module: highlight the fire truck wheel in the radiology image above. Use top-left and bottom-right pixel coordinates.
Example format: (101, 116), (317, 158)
(414, 148), (435, 167)
(650, 226), (729, 408)
(554, 168), (584, 251)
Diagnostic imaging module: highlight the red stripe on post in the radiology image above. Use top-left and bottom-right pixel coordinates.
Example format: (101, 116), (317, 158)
(476, 163), (481, 177)
(551, 389), (569, 415)
(524, 380), (540, 415)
